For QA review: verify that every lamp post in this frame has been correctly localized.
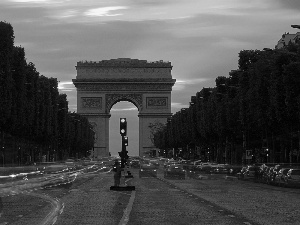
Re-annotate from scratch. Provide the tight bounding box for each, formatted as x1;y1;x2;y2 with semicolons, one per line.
207;149;210;162
1;131;5;167
1;146;4;167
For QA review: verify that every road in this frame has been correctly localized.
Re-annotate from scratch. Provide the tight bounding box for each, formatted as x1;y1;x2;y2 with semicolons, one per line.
0;165;300;225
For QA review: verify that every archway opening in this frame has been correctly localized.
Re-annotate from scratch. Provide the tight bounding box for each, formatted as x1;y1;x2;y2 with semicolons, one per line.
109;101;139;157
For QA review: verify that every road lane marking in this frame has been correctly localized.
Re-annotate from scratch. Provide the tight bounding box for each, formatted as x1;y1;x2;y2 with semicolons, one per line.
24;191;62;225
118;190;136;225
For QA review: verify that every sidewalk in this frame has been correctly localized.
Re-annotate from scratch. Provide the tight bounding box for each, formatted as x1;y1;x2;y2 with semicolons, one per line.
156;168;300;225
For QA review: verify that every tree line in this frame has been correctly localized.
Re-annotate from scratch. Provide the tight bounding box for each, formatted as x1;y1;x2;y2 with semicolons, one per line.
153;41;300;165
0;21;94;165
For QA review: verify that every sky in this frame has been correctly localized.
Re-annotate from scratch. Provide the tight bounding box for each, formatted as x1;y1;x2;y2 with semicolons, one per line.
1;0;300;157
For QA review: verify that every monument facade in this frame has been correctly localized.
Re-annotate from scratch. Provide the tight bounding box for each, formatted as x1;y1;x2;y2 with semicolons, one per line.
72;58;176;158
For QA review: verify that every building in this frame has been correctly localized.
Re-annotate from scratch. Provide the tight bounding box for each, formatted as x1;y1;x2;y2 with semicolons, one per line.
275;32;300;49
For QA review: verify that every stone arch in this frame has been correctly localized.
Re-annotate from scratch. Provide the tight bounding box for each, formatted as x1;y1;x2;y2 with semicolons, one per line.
106;94;143;113
73;58;176;158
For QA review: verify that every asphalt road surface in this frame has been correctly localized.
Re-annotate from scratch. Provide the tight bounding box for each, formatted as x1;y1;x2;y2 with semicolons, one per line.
1;166;300;225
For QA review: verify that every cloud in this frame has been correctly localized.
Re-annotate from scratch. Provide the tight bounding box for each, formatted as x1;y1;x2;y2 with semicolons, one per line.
173;78;208;91
84;6;128;17
51;9;79;19
273;0;300;11
171;102;188;112
58;81;75;92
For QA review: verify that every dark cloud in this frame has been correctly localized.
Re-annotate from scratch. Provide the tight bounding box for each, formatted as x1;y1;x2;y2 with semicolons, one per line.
275;0;300;11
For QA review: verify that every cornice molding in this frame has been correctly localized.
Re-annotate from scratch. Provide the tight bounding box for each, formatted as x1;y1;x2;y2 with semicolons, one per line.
72;78;176;83
75;83;175;91
76;58;172;68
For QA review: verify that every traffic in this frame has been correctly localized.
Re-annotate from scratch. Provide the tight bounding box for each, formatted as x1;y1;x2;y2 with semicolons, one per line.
126;156;300;188
2;155;298;201
0;158;111;197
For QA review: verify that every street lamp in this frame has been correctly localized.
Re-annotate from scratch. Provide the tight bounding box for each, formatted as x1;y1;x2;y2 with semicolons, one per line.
1;146;4;167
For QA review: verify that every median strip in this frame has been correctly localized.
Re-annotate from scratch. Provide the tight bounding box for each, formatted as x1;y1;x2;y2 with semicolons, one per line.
118;190;136;225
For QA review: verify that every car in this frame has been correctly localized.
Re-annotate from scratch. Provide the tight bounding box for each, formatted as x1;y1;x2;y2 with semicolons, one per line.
259;166;270;183
256;164;268;182
140;158;150;165
274;168;290;186
102;159;115;167
180;160;194;170
164;160;178;169
195;162;218;174
164;164;186;179
243;165;259;180
268;165;282;184
193;160;202;166
130;159;140;168
282;168;300;188
264;166;275;184
158;157;168;162
226;165;243;176
139;164;157;178
64;159;79;170
35;162;74;187
210;164;229;174
149;159;160;168
237;166;248;179
45;165;70;174
36;162;67;174
65;158;75;163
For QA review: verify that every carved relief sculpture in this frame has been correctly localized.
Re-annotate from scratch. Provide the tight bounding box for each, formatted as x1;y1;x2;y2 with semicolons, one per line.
82;97;102;108
147;97;167;107
90;122;98;143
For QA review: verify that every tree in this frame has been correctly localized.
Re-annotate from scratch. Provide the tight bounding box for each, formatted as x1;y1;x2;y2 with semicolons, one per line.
0;21;14;130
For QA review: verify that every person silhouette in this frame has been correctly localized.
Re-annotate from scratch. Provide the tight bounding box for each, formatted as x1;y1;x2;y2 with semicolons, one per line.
113;159;122;186
0;197;3;218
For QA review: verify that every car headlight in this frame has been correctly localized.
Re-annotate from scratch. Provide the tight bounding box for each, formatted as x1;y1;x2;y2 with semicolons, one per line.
140;169;144;171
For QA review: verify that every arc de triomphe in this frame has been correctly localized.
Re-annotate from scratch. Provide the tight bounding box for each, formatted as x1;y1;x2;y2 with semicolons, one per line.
72;58;176;158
